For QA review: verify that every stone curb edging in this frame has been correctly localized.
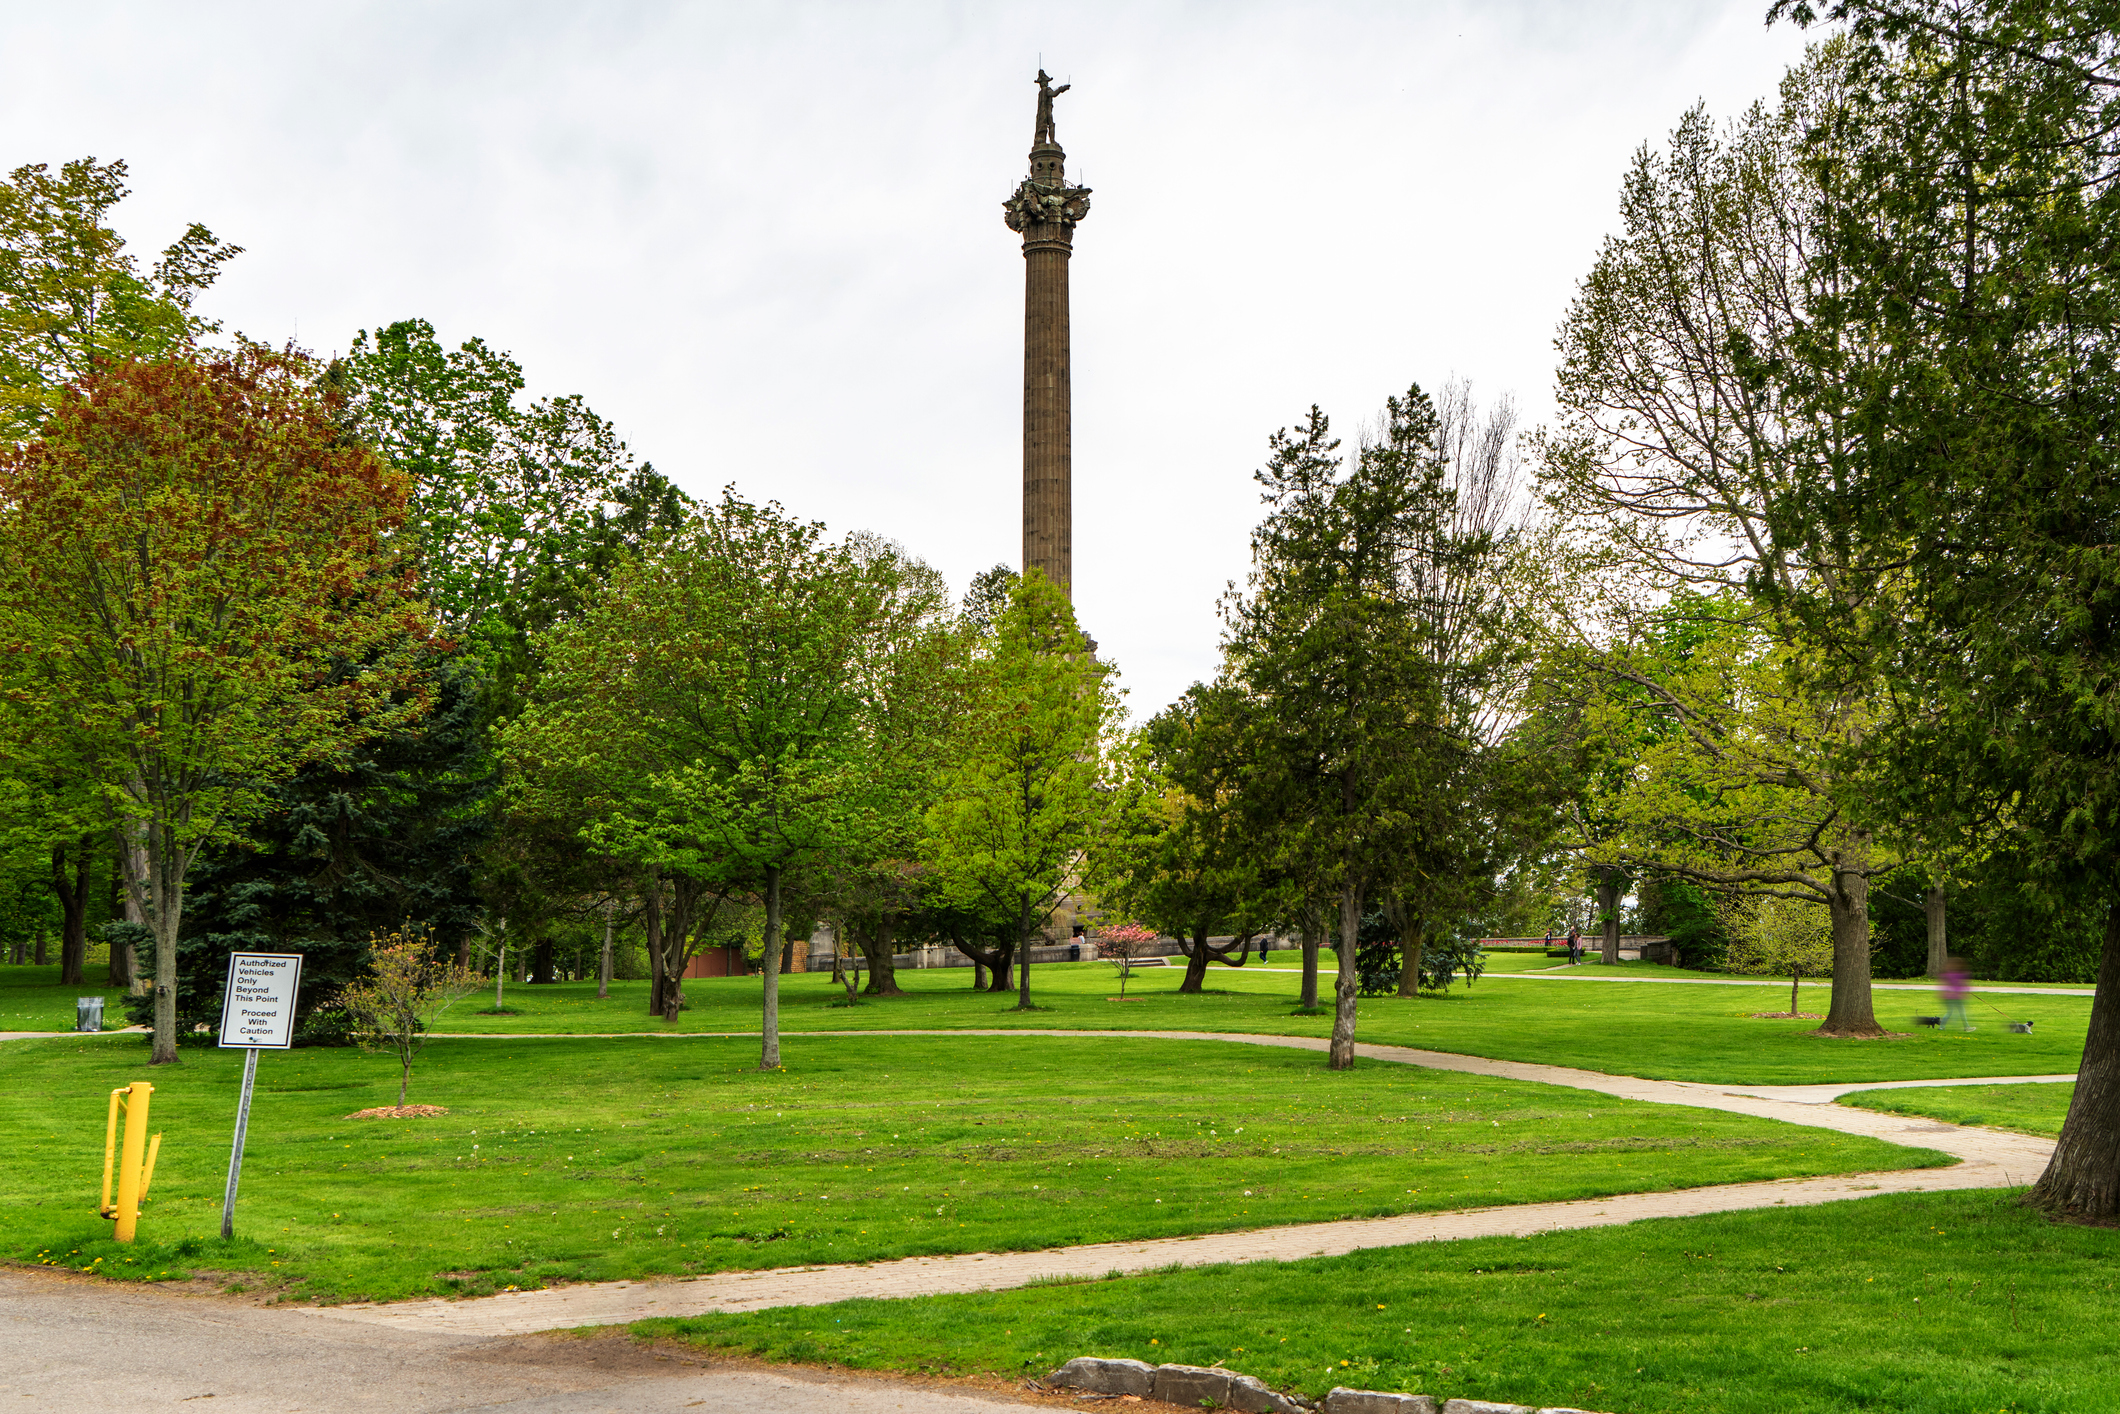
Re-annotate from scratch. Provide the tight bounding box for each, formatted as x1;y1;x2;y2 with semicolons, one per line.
1044;1356;1607;1414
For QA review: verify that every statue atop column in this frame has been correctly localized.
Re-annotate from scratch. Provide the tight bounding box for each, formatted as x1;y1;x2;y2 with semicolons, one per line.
1033;69;1070;146
1004;71;1091;237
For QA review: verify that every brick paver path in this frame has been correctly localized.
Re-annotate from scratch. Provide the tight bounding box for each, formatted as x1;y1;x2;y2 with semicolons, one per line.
301;1029;2059;1338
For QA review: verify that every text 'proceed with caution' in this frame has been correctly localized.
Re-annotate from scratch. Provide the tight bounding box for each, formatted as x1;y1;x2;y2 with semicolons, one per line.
217;952;303;1050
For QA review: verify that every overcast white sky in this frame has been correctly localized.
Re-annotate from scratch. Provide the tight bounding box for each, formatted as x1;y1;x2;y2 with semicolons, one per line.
1;1;1818;718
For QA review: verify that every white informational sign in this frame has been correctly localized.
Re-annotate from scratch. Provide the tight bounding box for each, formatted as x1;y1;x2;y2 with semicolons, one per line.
217;952;304;1050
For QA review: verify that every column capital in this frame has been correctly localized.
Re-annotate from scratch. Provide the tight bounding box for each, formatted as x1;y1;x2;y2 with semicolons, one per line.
1004;138;1091;246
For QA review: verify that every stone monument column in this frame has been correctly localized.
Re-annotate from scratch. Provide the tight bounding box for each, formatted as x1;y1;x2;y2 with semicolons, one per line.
1003;70;1091;596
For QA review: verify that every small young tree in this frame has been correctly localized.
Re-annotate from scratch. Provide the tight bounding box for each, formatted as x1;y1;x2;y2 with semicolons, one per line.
1097;923;1159;998
923;570;1121;1012
1723;894;1835;1018
339;929;481;1109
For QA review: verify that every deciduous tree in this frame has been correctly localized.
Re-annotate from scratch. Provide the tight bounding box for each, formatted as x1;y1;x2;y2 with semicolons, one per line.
0;346;431;1063
508;491;953;1066
339;928;482;1109
0;157;239;443
923;570;1120;1012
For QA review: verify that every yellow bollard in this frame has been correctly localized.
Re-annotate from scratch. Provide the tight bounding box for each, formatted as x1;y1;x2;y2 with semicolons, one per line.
141;1132;162;1204
99;1083;158;1243
100;1088;122;1219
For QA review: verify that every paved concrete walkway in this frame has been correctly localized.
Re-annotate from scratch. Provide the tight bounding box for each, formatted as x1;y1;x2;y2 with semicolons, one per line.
0;1027;147;1042
302;1029;2058;1339
0;1268;1042;1413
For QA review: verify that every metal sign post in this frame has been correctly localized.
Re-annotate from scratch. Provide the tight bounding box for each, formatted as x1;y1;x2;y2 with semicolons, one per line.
217;952;302;1240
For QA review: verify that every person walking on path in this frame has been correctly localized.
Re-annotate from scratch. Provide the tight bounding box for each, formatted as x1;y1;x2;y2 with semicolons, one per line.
1941;957;1974;1031
1566;924;1583;966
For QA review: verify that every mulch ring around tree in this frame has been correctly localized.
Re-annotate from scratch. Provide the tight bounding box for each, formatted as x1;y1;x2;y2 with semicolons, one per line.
1748;1012;1824;1020
344;1105;450;1120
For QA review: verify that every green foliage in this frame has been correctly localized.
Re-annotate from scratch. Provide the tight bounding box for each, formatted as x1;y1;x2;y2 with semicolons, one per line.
338;928;482;1107
959;563;1016;631
1358;921;1486;996
1869;862;2106;985
1223;385;1529;1042
1722;895;1835;984
1635;877;1729;973
1091;682;1272;988
0;347;433;1060
923;569;1119;1004
336;318;640;632
0;157;240;442
121;654;493;1037
508;490;955;1040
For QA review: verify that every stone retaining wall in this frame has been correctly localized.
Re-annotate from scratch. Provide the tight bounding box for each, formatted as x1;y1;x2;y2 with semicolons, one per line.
1045;1356;1609;1414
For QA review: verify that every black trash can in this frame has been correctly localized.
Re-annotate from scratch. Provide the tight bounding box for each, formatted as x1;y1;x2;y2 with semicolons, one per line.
76;996;104;1033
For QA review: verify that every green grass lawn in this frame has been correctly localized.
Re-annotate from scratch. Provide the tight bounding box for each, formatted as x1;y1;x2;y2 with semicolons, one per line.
444;964;2087;1085
0;963;128;1031
0;1031;1937;1304
642;1187;2119;1414
5;959;2089;1085
1839;1083;2076;1138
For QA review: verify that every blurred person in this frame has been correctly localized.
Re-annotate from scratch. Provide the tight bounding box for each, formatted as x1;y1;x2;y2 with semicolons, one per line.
1940;956;1973;1031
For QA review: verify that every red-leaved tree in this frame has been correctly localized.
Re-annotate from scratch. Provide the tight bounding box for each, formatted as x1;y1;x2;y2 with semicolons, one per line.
0;346;433;1063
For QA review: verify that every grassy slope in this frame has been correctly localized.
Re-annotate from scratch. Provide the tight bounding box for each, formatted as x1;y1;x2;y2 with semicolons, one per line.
443;965;2080;1085
1839;1083;2075;1138
644;1187;2115;1414
1;1032;1935;1303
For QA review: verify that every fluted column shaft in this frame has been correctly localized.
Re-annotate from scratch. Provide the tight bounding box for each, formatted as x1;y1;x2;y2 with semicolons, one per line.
1022;240;1072;593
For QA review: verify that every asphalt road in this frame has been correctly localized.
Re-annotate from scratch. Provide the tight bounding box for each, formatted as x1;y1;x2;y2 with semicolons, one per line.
0;1269;1042;1414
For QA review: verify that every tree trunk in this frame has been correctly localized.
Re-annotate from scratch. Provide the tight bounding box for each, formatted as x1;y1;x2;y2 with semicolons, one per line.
1597;867;1622;966
858;915;904;996
598;909;614;999
1816;836;1884;1038
34;932;47;966
53;840;90;987
949;932;1011;991
129;821;183;1066
2028;900;2120;1220
492;917;508;1014
1329;884;1360;1070
399;1059;410;1109
1179;924;1212;994
1177;926;1250;993
1791;967;1802;1018
760;865;784;1069
1925;882;1948;978
532;938;555;985
645;877;668;1017
1395;904;1424;999
1015;896;1035;1010
658;875;708;1022
109;831;145;995
1299;904;1322;1012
